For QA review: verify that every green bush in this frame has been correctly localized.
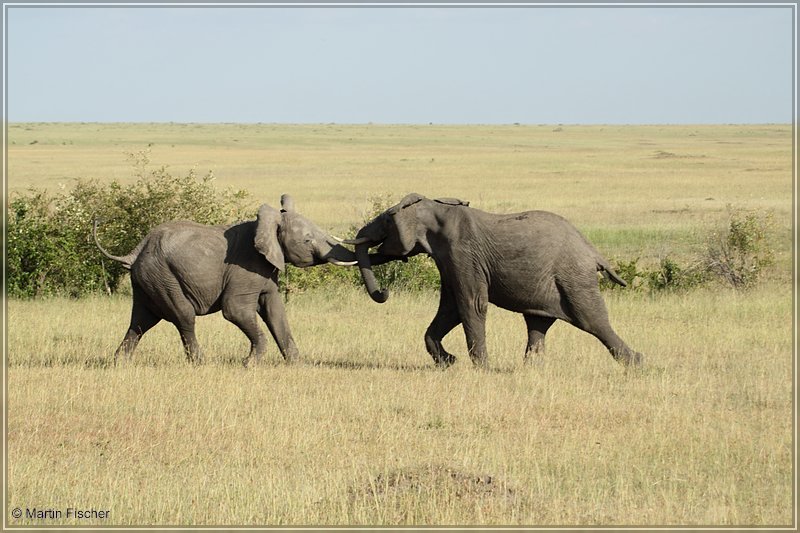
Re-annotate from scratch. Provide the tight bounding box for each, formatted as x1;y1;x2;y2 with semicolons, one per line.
601;256;704;293
280;263;360;301
646;257;708;292
600;207;775;294
7;185;117;298
704;206;775;289
6;154;251;298
6;167;775;300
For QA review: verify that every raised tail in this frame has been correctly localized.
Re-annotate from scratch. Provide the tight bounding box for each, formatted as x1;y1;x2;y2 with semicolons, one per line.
597;259;627;287
92;218;139;270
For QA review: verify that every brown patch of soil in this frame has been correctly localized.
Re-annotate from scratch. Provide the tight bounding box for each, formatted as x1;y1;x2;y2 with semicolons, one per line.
355;463;516;501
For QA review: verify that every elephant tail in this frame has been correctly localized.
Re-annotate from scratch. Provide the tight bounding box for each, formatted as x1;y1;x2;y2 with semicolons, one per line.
597;259;627;287
92;218;140;270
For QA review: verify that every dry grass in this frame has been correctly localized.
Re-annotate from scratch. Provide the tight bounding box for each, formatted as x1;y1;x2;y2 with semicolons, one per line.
6;283;794;526
4;123;795;526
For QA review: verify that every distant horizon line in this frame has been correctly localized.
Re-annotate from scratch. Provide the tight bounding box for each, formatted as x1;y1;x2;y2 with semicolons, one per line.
5;120;794;126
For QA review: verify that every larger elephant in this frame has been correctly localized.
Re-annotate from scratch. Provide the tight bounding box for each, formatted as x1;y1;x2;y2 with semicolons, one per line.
347;193;643;369
94;194;356;366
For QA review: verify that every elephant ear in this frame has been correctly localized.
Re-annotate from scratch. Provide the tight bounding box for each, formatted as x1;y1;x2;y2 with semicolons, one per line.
254;204;285;271
434;197;469;207
280;193;295;213
384;193;426;255
386;193;425;216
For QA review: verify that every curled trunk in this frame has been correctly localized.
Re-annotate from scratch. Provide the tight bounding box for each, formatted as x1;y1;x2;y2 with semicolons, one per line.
356;243;389;303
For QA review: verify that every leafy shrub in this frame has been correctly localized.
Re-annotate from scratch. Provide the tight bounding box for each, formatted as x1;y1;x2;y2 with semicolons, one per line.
600;207;775;293
7;165;776;299
704;206;775;289
647;257;708;292
280;263;360;301
6;153;251;298
601;256;700;293
369;255;441;292
7;185;117;298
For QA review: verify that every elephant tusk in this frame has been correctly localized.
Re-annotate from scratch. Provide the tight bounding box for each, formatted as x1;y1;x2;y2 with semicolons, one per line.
342;237;372;245
331;235;344;243
326;258;358;267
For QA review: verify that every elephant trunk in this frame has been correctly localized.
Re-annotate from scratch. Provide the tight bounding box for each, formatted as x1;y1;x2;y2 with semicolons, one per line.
356;243;389;303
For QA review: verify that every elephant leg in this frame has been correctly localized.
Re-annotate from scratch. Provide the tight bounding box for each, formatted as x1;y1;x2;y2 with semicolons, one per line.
597;328;643;366
424;288;461;368
223;299;270;368
593;328;642;366
565;288;643;366
456;289;490;369
523;315;556;364
258;290;300;364
153;285;206;364
175;318;205;365
114;300;161;364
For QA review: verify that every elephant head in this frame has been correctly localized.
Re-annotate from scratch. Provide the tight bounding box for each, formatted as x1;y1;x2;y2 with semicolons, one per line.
345;193;468;303
256;194;357;270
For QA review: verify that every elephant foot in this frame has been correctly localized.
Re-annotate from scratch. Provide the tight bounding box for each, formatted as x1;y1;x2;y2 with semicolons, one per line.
433;353;457;369
281;346;300;364
626;351;644;366
613;348;643;367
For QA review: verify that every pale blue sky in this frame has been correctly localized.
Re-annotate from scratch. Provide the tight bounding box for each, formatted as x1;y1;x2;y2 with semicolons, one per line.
4;4;795;124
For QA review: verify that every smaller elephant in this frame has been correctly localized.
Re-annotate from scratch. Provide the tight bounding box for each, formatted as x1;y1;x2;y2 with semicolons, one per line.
94;194;357;366
347;193;643;369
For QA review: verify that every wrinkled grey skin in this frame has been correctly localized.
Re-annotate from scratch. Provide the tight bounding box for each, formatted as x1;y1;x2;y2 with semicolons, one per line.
94;195;356;366
351;193;643;369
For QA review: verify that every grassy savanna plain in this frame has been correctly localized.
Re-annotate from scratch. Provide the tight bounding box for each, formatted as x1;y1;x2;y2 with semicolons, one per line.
5;123;795;526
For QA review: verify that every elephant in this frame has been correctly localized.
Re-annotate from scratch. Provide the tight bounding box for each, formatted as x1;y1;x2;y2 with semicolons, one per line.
346;193;643;369
93;194;357;366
